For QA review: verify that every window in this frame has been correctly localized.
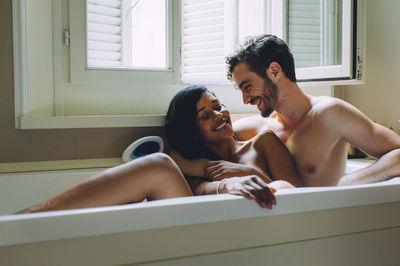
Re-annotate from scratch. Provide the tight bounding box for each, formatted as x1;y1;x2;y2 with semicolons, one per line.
182;0;357;84
86;0;168;69
288;0;342;69
69;0;175;85
86;0;127;67
180;0;234;84
72;0;358;85
287;0;353;81
13;0;364;129
78;0;356;85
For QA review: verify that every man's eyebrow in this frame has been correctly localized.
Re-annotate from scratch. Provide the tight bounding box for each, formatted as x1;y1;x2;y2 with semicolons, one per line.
238;80;250;89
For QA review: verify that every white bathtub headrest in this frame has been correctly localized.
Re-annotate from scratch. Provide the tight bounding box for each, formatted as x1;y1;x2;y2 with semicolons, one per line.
122;136;164;162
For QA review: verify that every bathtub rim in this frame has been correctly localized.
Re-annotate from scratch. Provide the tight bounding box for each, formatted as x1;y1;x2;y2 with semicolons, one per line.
1;175;400;248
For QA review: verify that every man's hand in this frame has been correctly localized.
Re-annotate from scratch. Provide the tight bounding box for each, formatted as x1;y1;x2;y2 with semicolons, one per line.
206;160;273;183
169;149;209;178
220;176;277;209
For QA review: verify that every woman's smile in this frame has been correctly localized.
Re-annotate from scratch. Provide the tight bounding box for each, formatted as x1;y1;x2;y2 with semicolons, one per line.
214;118;230;131
196;92;234;144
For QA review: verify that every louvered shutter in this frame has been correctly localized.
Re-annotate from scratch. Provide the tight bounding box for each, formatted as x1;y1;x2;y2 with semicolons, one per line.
287;0;321;68
181;0;234;84
87;0;123;67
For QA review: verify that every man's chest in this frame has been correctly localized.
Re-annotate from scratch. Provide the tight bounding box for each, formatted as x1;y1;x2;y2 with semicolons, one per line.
271;120;346;184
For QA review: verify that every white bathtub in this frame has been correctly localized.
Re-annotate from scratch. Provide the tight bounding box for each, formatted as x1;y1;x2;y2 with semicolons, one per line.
1;160;400;266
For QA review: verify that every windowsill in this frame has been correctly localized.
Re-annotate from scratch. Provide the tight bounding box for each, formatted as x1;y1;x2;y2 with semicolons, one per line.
299;78;364;88
19;115;166;129
0;157;124;173
18;114;254;129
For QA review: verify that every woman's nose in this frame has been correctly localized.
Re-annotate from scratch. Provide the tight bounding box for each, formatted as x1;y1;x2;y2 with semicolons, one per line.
213;109;223;118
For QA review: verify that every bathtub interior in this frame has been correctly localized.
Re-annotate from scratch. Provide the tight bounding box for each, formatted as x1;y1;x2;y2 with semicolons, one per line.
0;168;105;215
2;158;400;266
0;159;375;215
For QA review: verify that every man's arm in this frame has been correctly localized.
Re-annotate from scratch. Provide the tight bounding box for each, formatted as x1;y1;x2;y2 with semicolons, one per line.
233;114;270;141
338;150;400;185
169;149;273;182
168;149;209;178
169;114;272;178
327;99;400;185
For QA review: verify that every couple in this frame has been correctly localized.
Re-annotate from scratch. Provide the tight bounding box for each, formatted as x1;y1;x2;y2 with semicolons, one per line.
17;34;400;213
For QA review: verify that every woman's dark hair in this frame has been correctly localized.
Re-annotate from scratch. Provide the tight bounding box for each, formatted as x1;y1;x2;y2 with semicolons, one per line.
164;85;220;160
226;34;297;82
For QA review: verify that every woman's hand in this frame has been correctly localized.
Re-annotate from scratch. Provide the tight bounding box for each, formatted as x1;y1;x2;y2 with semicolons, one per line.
206;160;272;183
220;176;277;209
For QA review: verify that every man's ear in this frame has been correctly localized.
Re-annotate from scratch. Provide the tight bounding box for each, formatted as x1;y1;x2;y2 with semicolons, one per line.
266;62;282;81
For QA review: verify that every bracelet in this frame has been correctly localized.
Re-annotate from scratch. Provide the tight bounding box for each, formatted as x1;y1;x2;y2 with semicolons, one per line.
216;180;223;195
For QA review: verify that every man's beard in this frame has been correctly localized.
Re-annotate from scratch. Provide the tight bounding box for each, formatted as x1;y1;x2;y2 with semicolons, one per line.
259;77;279;117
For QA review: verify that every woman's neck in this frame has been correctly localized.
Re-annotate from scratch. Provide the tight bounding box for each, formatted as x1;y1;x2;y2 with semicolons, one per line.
206;137;241;161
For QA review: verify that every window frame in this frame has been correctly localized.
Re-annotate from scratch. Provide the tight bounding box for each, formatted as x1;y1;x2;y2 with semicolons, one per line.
12;0;365;129
291;0;354;82
69;0;177;86
181;0;359;85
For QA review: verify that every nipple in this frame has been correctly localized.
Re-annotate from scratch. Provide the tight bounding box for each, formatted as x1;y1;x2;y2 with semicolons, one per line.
306;164;316;174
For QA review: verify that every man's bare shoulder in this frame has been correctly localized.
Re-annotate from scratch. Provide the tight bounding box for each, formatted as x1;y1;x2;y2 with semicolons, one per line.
310;95;347;111
310;96;353;120
233;114;271;140
233;114;270;128
308;96;373;138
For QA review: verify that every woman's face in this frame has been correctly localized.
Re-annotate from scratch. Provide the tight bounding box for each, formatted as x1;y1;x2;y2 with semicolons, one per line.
195;92;233;145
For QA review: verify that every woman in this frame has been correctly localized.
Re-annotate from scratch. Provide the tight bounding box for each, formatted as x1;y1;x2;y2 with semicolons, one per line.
15;153;193;213
165;85;302;209
16;86;301;213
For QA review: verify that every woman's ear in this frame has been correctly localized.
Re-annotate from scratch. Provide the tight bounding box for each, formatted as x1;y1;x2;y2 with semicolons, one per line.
266;62;282;82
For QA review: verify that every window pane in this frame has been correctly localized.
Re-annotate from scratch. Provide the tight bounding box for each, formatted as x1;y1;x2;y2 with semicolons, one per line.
237;0;265;43
287;0;342;68
86;0;167;69
131;0;167;68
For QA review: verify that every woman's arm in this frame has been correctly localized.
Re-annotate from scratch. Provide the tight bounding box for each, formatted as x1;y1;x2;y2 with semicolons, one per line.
169;149;272;182
205;160;273;183
254;131;303;187
190;175;277;209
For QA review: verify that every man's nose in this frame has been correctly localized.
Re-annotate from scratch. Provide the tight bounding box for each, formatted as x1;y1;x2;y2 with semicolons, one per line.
242;92;251;104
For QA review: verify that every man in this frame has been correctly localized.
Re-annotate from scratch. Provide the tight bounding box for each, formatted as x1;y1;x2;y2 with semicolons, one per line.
172;34;400;187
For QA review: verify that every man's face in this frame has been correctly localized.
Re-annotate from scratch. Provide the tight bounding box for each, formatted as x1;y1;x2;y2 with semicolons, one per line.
232;62;278;117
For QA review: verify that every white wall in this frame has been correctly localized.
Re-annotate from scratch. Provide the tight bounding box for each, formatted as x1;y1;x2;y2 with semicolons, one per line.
343;0;400;134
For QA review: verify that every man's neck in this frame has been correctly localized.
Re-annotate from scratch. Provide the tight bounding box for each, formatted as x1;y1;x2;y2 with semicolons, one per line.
273;81;312;130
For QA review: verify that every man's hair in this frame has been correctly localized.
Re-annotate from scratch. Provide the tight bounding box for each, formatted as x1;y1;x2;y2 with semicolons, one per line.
226;34;297;82
164;85;220;160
